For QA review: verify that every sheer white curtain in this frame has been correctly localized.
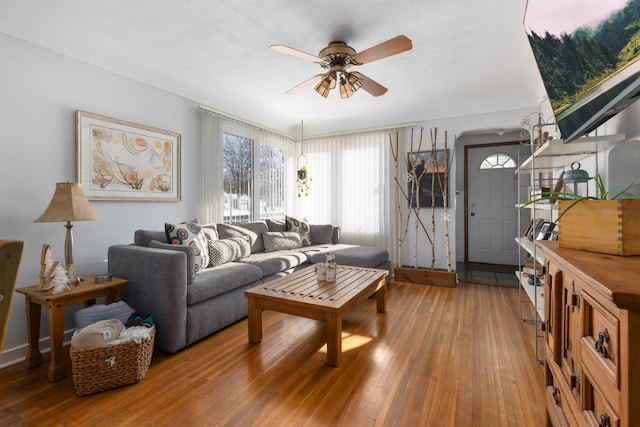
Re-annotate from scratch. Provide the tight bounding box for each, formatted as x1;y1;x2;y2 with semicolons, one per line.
202;110;224;223
295;129;402;256
202;108;293;224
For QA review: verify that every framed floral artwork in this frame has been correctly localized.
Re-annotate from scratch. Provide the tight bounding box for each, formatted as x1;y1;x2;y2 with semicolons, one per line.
76;110;181;201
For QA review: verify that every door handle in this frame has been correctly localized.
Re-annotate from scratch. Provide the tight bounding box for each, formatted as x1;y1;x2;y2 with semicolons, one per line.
470;212;475;216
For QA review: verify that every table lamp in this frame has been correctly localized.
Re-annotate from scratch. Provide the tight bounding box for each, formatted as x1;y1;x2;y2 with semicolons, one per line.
34;183;101;266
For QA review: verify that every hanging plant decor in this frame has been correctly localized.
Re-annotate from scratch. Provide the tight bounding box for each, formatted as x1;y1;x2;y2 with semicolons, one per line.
297;164;311;197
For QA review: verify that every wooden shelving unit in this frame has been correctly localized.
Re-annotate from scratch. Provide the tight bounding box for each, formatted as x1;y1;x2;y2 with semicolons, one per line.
514;129;626;363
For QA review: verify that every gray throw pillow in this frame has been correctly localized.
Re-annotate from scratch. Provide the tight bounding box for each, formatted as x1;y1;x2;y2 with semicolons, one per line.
310;224;333;244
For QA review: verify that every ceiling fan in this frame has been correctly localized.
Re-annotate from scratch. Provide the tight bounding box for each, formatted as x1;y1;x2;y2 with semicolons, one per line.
270;35;412;99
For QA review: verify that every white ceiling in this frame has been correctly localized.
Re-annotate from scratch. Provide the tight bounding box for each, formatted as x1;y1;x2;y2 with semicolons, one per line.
0;0;544;137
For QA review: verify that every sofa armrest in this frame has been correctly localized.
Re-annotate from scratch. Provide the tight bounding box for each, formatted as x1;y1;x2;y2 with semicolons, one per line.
108;244;188;353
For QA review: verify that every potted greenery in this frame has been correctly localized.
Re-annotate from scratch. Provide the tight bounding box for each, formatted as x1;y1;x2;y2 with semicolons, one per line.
523;174;640;255
296;165;311;197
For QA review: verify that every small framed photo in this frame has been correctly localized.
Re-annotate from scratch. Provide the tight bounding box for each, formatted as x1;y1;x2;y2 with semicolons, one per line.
77;110;181;201
536;221;556;240
407;149;449;208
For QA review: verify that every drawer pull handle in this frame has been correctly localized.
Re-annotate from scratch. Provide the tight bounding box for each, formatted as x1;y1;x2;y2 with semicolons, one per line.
595;329;610;358
552;386;560;405
599;413;610;427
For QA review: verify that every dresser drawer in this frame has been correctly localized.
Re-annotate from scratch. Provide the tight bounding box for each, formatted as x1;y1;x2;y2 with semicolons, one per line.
581;291;619;395
546;362;579;427
545;260;563;364
581;365;620;427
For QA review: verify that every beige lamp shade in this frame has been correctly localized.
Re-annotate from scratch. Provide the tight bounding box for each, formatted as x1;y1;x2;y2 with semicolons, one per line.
34;183;101;223
34;182;100;267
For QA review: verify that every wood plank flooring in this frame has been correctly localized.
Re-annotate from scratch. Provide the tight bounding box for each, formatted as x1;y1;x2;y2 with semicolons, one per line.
0;281;545;426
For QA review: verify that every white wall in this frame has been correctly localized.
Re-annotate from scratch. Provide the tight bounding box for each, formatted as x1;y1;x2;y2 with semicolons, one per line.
0;33;204;366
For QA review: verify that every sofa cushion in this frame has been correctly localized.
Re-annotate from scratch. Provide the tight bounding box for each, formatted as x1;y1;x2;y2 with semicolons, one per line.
207;236;251;267
201;223;219;241
187;262;263;305
310;224;334;244
263;231;302;252
266;219;287;232
236;251;308;277
135;230;167;247
149;240;196;284
217;221;268;253
286;215;311;246
309;244;389;268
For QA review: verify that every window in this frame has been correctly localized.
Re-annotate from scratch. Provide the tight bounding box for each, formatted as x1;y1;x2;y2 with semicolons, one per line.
221;125;287;224
223;133;253;223
480;153;516;169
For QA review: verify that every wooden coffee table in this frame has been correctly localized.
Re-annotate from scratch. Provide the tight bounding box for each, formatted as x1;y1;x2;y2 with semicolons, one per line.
245;265;388;366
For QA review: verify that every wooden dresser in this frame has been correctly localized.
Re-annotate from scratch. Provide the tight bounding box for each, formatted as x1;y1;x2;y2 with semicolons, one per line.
537;241;640;427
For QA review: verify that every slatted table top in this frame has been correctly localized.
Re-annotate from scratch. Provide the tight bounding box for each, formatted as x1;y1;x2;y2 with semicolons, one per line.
245;265;388;311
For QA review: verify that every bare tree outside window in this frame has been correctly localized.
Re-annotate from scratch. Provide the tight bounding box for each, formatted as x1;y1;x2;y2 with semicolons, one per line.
223;133;252;223
222;133;286;223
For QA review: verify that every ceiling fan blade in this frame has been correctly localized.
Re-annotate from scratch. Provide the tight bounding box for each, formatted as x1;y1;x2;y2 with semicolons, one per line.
352;72;388;97
285;74;324;94
270;44;321;63
352;35;413;65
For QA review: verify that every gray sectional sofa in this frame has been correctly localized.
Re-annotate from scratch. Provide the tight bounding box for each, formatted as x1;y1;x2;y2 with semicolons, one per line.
108;219;390;353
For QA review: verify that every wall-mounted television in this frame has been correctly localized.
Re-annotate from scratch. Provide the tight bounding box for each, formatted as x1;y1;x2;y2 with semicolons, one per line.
524;0;640;142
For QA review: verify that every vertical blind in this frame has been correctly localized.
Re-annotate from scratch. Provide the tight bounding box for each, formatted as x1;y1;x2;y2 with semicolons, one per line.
295;129;399;254
202;109;292;224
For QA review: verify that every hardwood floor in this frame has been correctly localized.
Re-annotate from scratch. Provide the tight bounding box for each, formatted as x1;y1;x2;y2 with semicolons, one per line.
0;281;545;426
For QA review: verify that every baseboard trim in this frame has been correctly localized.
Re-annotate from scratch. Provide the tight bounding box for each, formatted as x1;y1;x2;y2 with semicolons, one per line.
0;329;74;369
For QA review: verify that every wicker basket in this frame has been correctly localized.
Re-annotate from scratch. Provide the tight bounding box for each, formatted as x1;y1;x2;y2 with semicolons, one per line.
70;326;155;396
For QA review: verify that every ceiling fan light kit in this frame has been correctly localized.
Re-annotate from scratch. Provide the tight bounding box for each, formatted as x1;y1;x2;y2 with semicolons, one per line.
271;35;412;99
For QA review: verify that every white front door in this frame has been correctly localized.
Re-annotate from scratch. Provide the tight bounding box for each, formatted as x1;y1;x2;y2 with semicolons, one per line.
467;145;520;265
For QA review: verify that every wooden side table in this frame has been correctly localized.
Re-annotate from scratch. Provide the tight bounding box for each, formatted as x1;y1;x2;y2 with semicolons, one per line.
15;274;128;382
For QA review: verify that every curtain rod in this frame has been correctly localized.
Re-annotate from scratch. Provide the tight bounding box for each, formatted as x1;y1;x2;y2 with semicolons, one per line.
198;104;292;139
198;103;416;140
307;122;416;139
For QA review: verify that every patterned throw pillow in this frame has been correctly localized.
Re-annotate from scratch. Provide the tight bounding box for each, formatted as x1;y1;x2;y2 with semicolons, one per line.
286;215;311;246
165;220;210;273
207;236;251;267
262;232;302;252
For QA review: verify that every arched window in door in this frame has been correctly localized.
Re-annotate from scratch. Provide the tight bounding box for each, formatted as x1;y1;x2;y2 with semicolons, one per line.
480;153;516;169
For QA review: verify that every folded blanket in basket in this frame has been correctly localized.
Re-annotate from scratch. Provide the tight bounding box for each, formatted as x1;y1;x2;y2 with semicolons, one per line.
71;319;124;348
74;301;135;329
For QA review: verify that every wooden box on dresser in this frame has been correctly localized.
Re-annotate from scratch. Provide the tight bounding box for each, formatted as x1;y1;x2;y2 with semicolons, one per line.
538;241;640;427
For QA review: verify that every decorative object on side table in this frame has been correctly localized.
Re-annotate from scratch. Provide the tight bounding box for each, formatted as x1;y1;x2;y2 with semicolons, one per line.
34;182;101;268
